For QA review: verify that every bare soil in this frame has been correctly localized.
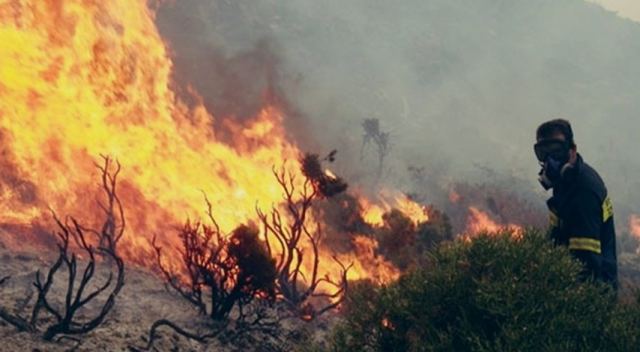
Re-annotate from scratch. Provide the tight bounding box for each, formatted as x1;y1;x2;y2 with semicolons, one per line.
0;231;322;352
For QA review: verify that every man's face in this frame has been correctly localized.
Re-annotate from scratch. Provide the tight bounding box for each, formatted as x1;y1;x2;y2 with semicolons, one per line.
534;132;576;165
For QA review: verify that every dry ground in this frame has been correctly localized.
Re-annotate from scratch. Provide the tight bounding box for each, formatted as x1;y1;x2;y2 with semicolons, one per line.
0;231;324;352
4;228;640;352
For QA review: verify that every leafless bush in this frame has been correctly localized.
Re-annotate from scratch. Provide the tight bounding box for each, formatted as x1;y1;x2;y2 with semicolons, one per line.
0;156;125;342
258;157;352;321
361;118;391;178
141;202;280;350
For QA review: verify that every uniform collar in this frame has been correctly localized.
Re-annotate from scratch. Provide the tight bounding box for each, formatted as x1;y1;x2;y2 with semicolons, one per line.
552;153;583;194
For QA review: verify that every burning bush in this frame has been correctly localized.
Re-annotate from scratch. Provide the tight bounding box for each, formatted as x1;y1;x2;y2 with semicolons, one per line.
444;181;547;234
374;207;452;270
329;230;640;351
153;222;277;321
375;210;418;270
145;213;279;349
138;155;354;349
258;161;351;321
301;152;348;198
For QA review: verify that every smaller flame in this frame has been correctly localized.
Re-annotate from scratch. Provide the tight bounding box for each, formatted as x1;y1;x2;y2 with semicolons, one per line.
359;197;387;227
358;190;429;227
629;214;640;254
382;317;395;330
394;196;429;224
346;235;400;284
630;214;640;238
465;207;522;236
449;189;461;203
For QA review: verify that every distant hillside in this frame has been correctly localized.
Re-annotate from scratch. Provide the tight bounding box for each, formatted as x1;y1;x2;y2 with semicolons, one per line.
156;0;640;218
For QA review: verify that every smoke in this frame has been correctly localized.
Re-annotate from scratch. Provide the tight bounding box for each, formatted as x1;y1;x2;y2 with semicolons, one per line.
155;0;640;229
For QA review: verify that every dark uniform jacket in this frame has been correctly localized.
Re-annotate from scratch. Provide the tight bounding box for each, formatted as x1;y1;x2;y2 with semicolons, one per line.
547;154;618;289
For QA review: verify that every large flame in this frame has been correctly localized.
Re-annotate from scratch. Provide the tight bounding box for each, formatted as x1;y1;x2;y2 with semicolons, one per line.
0;0;302;256
0;0;411;290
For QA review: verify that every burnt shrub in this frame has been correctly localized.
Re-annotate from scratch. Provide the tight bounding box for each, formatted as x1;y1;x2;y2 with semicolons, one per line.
330;229;640;352
142;222;281;350
375;207;453;270
376;209;418;270
154;222;277;321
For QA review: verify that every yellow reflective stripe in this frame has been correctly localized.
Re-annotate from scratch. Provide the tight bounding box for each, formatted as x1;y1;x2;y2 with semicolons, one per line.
569;237;601;254
602;196;613;222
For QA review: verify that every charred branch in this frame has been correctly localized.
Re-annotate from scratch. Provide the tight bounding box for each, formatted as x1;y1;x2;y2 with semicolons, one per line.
301;153;348;198
139;318;223;350
0;156;126;342
257;161;351;320
144;210;279;350
136;303;284;352
0;306;33;333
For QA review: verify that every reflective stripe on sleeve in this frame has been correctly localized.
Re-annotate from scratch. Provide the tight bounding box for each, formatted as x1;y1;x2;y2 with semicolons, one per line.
568;237;601;254
602;196;613;222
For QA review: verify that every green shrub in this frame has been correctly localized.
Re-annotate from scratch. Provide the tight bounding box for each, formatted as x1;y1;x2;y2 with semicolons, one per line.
330;230;639;352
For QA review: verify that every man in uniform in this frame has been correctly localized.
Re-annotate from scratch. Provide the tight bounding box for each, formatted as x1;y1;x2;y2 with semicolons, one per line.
534;119;617;289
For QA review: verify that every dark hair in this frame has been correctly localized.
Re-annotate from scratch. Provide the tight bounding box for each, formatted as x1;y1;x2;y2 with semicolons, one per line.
536;119;575;147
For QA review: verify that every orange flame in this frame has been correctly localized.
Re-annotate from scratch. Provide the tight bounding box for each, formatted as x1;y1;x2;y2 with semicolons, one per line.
0;0;405;290
359;197;387;227
359;190;429;227
0;0;302;259
347;235;400;283
629;214;640;238
465;207;522;236
629;214;640;254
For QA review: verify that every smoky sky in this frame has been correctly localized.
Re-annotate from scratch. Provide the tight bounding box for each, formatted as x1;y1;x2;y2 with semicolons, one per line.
155;0;640;226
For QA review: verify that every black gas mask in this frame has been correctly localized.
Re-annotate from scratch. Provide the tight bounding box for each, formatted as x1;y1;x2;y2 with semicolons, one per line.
534;139;572;190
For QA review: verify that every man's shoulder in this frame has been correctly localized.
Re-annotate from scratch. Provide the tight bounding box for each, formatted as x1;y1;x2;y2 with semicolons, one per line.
576;158;607;200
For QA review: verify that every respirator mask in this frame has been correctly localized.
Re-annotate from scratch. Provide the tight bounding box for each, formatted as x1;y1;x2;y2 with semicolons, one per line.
534;139;572;190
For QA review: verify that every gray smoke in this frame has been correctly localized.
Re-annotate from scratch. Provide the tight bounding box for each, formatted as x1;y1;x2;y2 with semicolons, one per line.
155;0;640;229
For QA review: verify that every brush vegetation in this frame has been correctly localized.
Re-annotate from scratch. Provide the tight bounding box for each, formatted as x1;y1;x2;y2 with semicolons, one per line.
321;230;640;352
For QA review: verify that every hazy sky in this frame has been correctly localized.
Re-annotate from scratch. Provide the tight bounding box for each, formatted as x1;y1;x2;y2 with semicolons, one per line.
588;0;640;22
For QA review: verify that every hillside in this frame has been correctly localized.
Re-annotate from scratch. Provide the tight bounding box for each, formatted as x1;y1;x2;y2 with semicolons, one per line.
156;0;640;219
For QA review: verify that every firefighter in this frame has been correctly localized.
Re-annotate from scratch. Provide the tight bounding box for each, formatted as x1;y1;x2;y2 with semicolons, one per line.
534;119;618;290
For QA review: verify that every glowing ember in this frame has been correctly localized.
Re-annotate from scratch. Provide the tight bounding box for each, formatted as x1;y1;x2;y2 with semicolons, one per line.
628;214;640;254
381;317;395;330
449;189;461;203
324;169;338;180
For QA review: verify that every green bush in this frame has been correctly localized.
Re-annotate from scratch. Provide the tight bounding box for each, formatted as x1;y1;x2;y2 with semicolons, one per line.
329;230;640;352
